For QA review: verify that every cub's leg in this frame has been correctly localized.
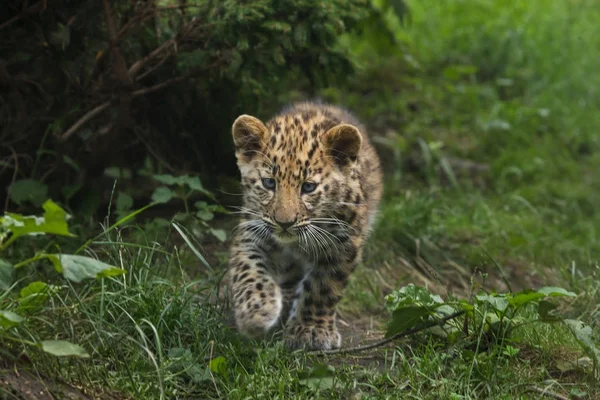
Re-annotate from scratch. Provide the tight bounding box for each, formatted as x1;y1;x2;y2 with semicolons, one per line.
229;243;282;339
285;260;356;350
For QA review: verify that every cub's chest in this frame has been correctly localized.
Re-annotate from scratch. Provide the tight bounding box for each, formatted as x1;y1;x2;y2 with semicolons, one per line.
268;246;313;285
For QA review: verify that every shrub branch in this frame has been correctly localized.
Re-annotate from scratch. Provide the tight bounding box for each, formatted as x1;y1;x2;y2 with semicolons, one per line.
307;310;466;356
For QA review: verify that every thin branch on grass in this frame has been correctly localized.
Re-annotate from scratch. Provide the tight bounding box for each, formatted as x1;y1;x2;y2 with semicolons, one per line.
525;386;569;400
307;310;466;356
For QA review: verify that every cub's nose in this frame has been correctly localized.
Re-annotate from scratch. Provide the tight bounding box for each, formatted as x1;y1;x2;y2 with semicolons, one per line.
275;217;297;231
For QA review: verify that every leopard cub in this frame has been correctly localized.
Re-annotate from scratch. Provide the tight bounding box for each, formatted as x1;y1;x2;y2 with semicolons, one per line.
228;102;383;350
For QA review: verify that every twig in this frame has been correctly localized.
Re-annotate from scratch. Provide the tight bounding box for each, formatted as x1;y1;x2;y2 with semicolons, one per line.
103;0;132;86
0;0;49;31
130;70;197;96
128;17;202;79
525;386;569;400
3;146;19;212
56;68;199;142
307;310;465;356
136;52;171;81
57;102;111;141
128;37;176;79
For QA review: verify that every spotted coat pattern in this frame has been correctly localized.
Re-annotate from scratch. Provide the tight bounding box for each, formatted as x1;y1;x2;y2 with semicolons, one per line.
228;102;383;350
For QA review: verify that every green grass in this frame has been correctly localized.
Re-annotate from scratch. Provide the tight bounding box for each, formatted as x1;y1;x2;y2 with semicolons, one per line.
2;0;600;398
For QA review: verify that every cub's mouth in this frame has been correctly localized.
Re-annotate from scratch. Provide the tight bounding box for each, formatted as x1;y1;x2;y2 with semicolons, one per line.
272;230;298;244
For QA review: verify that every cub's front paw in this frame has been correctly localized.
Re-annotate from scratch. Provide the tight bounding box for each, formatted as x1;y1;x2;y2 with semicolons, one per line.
234;285;283;339
285;322;341;351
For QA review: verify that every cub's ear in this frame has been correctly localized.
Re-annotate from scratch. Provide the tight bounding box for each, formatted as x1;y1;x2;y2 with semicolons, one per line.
321;124;362;166
232;115;269;158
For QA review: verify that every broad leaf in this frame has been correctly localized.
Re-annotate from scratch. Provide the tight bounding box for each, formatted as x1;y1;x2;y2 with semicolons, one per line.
0;310;25;329
116;192;133;211
209;356;229;378
196;209;214;221
153;174;214;197
9;179;48;206
211;229;227;242
47;254;125;283
508;290;545;307
537;300;558;320
19;281;57;310
0;258;13;290
41;340;90;358
385;284;444;312
153;174;179;185
385;306;429;337
1;199;74;241
151;187;173;204
538;287;577;298
168;347;210;383
564;320;600;367
298;364;336;390
476;293;509;312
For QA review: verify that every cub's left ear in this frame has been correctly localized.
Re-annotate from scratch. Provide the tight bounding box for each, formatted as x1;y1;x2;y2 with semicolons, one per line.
321;124;362;166
232;114;269;159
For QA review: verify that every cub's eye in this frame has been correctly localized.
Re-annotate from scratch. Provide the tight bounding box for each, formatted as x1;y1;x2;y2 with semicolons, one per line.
301;182;317;194
261;177;276;190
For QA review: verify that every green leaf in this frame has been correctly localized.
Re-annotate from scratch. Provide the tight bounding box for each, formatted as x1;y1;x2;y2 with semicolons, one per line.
152;174;214;197
168;347;210;383
388;0;411;23
385;306;429;337
476;293;509;312
385;284;444;312
47;254;125;283
209;356;228;378
18;281;57;310
0;258;13;290
442;64;477;81
206;356;229;379
564;319;600;367
197;209;214;221
151;187;173;204
508;290;545;307
262;21;292;33
1;199;75;244
298;364;336;390
184;176;213;196
41;340;90;358
104;167;122;179
61;183;82;201
538;287;577;298
9;179;48;206
0;310;25;329
537;300;558;320
210;229;227;243
152;174;179;185
116;192;134;211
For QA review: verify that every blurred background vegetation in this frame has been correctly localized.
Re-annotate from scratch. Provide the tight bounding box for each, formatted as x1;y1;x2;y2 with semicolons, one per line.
1;0;599;398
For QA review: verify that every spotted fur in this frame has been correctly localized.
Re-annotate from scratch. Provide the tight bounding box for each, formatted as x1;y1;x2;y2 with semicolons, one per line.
228;102;383;350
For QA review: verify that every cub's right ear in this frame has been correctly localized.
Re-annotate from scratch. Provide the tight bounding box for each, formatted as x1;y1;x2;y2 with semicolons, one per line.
232;115;268;159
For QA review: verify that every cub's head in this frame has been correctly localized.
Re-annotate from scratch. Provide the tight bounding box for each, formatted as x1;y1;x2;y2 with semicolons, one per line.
231;111;362;246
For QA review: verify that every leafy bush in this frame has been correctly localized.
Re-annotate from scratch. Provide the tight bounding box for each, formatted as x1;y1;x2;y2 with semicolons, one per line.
385;284;599;376
0;0;372;212
1;199;125;357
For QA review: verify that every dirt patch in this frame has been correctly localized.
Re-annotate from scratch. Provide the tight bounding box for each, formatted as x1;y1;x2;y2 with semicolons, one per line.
0;361;125;400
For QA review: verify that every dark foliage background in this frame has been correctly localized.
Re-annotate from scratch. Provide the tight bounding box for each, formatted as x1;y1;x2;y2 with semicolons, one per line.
0;0;397;216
